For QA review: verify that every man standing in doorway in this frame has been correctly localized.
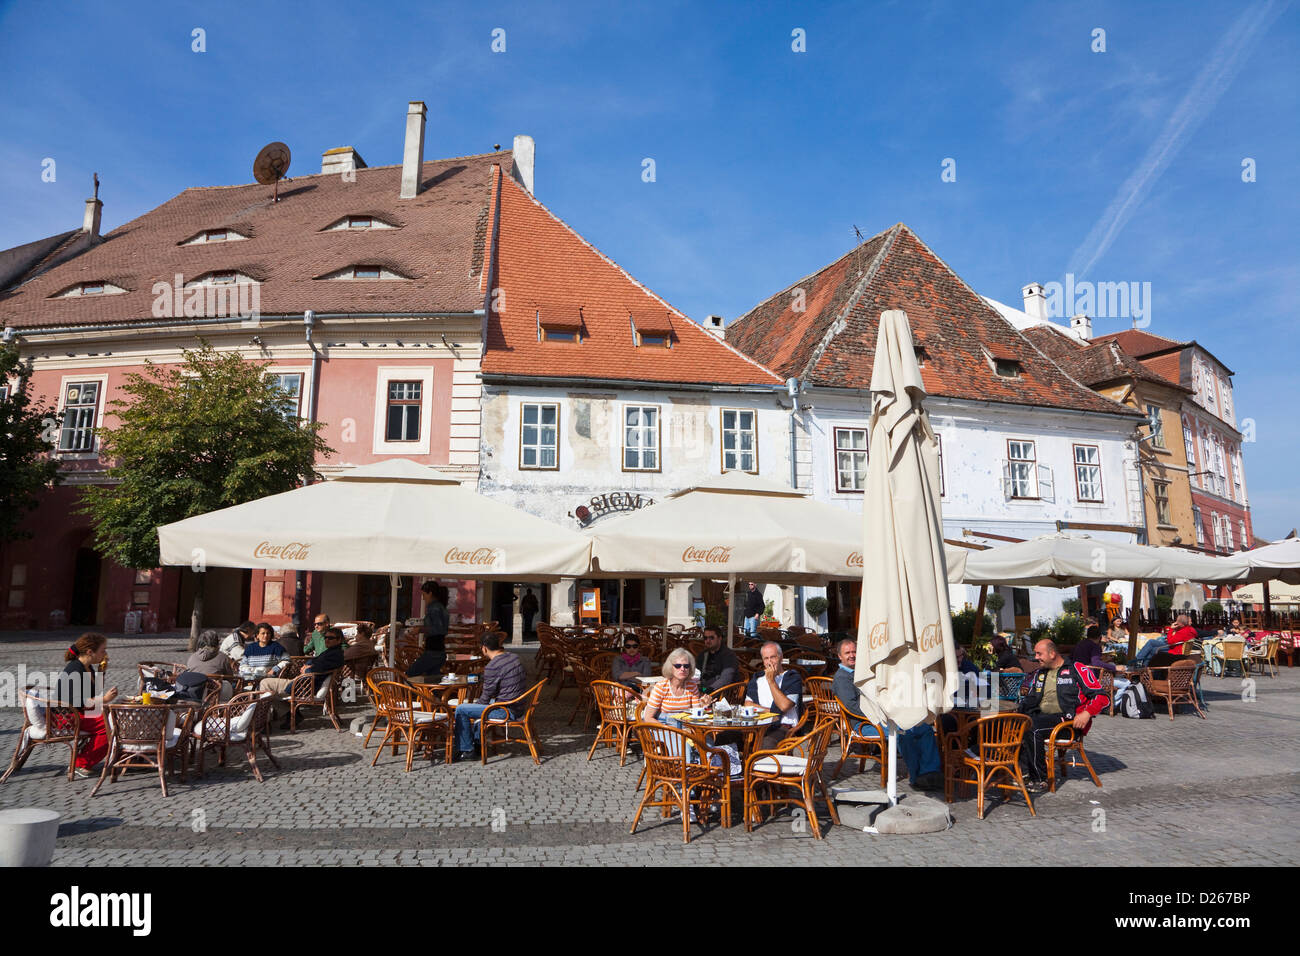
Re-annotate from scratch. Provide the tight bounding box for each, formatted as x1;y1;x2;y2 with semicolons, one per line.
743;582;765;639
520;588;539;639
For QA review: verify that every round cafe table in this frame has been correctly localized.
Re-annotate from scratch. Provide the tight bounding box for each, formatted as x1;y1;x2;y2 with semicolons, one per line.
668;711;780;764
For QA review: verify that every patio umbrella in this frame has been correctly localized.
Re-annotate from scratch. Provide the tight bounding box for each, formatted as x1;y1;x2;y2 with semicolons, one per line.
158;459;592;663
1232;580;1300;605
855;310;958;805
1239;538;1300;586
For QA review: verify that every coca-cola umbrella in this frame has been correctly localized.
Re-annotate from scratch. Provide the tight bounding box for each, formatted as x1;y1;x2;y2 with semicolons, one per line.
585;471;968;641
158;459;592;664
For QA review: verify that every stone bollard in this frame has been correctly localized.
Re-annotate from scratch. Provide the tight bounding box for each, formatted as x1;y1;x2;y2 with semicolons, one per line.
0;808;62;866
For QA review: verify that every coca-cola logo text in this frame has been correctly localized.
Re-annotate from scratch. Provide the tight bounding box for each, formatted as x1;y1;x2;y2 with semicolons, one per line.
445;547;502;566
681;545;734;564
867;622;888;651
918;622;941;654
254;541;311;561
847;552;863;567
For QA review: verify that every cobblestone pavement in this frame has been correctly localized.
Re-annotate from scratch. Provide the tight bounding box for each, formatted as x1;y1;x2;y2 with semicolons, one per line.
1;632;1296;866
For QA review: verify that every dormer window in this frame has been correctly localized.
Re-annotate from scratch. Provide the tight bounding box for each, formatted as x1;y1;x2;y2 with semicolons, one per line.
348;217;372;230
81;283;105;296
314;264;409;281
914;346;929;367
52;280;127;298
630;312;674;348
321;215;397;232
984;344;1022;379
994;358;1022;378
537;308;583;344
205;230;228;242
180;228;247;245
353;266;381;280
210;272;237;285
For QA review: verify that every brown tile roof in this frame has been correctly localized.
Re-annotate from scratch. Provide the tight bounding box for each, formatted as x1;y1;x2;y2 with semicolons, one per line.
0;152;511;329
482;176;781;387
727;224;1139;417
1140;351;1185;386
1021;324;1192;394
1091;328;1186;357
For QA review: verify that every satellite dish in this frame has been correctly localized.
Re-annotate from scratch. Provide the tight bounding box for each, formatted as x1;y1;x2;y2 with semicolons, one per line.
253;142;292;201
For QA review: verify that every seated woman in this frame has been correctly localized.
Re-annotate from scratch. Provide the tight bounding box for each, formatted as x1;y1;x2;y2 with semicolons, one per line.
241;622;289;674
55;633;119;778
743;642;802;750
641;649;710;726
990;635;1022;672
1106;618;1129;648
611;635;653;692
184;629;232;676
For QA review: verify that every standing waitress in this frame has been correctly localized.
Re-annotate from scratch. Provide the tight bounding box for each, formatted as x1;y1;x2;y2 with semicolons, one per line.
406;581;449;679
57;633;119;778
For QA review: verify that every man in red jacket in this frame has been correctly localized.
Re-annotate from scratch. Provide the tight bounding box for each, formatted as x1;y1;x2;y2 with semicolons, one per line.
1018;639;1109;791
1166;614;1198;655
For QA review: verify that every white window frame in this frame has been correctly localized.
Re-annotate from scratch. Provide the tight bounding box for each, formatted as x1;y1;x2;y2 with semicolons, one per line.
266;367;309;422
371;367;433;456
1224;519;1234;551
1007;439;1038;499
1230;451;1243;500
1240;520;1248;549
1193;505;1205;546
1219;378;1233;422
833;426;868;493
936;433;945;496
1073;444;1104;503
1183;419;1197;481
1153;480;1172;526
721;408;758;474
55;374;109;457
622;405;660;472
519;403;560;471
1211;512;1224;550
1145;405;1166;449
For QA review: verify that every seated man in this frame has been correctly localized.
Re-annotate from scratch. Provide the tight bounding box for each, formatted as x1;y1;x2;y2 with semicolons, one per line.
453;632;527;760
220;621;255;664
1138;614;1197;669
744;641;802;750
260;626;345;729
610;635;653;692
1018;638;1108;791
241;622;289;674
833;638;944;791
302;613;333;657
697;625;739;695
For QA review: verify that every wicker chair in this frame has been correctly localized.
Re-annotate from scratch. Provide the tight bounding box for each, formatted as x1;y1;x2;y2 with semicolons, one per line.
364;667;408;750
369;681;450;771
136;661;182;694
804;677;841;748
742;718;840;839
587;680;643;766
2;686;84;783
285;669;343;732
1217;641;1247;679
1278;631;1295;668
1248;637;1280;678
1046;721;1102;793
709;681;748;707
567;656;600;729
629;722;732;844
833;698;887;784
193;691;278;782
943;712;1034;820
478;681;547;764
92;703;191;798
1140;659;1203;720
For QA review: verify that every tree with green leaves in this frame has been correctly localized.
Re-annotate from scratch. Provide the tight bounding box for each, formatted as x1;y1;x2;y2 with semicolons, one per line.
0;343;61;544
81;343;333;644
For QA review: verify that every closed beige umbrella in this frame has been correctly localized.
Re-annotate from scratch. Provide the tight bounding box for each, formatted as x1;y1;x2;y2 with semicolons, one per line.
855;310;958;804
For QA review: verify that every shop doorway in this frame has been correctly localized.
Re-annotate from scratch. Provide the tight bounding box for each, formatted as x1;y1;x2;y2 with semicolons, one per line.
357;575;412;628
70;547;101;625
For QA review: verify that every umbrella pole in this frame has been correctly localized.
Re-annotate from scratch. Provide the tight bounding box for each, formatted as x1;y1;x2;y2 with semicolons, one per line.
1264;582;1272;630
973;585;988;637
388;573;400;668
619;578;625;626
887;720;898;806
727;573;736;648
1127;580;1143;660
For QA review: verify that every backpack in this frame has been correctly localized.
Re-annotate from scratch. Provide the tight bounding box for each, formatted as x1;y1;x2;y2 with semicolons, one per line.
173;671;209;703
1117;683;1154;719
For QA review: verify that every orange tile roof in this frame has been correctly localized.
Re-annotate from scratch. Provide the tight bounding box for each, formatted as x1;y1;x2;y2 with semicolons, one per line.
483;177;781;387
727;224;1138;417
1091;328;1185;357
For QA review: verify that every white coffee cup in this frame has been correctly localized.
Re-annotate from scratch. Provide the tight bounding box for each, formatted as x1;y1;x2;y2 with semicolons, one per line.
741;705;756;718
691;705;706;718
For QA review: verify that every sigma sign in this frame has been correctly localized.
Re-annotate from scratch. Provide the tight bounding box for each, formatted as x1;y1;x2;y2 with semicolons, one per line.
254;541;311;561
681;545;734;564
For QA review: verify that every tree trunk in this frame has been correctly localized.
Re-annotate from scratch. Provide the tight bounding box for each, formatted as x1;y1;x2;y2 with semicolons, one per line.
189;570;205;652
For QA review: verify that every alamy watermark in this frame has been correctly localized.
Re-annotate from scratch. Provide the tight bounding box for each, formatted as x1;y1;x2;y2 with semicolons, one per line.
1042;273;1151;327
150;273;260;320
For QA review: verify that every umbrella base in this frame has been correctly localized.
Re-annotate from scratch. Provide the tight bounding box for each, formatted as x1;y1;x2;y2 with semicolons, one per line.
831;790;952;833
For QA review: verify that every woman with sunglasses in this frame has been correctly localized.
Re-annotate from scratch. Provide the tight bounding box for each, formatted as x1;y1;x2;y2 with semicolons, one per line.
611;635;653;692
641;648;711;725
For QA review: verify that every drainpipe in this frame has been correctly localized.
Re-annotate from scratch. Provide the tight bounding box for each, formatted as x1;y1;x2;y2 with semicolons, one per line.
294;310;320;632
787;377;804;629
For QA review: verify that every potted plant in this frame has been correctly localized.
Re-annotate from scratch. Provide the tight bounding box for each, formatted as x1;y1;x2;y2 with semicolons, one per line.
985;592;1006;630
1061;597;1082;615
804;596;829;625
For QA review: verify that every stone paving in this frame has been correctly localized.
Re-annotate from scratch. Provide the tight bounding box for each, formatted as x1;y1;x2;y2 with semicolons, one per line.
1;631;1296;866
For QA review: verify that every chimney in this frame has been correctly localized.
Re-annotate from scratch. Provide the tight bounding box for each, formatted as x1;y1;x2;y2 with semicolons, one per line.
321;146;367;175
705;314;725;339
400;101;427;199
82;197;102;238
512;135;535;195
1021;282;1047;321
1070;313;1093;341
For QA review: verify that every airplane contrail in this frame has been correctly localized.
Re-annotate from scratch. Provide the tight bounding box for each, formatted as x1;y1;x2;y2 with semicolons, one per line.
1067;0;1290;281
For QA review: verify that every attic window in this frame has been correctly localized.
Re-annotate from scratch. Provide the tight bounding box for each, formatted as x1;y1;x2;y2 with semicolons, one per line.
205;230;228;242
348;217;372;230
994;358;1022;379
638;332;670;348
180;228;247;245
352;266;382;280
210;272;237;285
914;346;929;367
81;283;105;296
542;328;580;343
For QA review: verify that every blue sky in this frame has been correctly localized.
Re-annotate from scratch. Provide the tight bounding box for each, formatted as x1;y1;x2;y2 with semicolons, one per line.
1;0;1296;536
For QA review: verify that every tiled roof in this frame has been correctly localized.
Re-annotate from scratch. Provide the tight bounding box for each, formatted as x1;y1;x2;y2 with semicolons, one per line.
727;224;1138;417
1091;328;1186;357
0;152;511;329
1140;351;1185;386
1022;324;1191;393
482;176;781;387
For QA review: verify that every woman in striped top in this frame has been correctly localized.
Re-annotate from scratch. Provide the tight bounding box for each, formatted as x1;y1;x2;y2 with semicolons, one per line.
642;648;712;723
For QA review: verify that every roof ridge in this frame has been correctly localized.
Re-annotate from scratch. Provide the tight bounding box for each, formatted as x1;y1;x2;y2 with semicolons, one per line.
496;176;783;384
796;224;900;383
1093;328;1186;350
178;149;513;193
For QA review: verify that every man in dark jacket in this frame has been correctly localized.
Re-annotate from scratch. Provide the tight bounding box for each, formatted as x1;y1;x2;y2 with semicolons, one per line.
262;627;344;728
698;625;739;693
743;582;765;638
454;632;528;759
1018;639;1109;790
